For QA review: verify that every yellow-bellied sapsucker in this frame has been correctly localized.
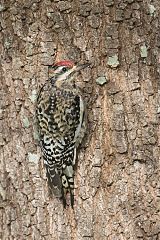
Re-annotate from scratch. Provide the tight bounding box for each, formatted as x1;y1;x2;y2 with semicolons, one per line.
36;60;90;207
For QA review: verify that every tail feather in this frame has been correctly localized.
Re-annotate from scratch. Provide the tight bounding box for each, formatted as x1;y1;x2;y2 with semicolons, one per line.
41;136;76;207
44;155;75;207
45;163;62;198
61;164;74;208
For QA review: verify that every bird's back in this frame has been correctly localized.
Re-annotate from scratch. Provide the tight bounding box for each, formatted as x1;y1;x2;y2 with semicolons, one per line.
36;80;86;207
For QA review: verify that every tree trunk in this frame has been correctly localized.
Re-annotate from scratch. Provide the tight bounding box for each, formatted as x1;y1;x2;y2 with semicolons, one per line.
1;0;160;239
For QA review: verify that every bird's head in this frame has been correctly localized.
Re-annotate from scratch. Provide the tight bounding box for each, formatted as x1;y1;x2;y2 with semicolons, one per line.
48;60;90;83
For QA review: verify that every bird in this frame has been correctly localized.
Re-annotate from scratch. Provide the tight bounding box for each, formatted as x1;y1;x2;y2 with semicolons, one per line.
35;60;90;207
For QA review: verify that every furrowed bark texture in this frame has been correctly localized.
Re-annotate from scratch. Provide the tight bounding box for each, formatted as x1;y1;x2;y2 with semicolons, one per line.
0;0;160;239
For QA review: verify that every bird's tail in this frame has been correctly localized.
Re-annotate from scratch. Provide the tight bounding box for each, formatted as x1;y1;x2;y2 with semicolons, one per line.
45;160;63;199
41;134;76;207
61;164;74;208
45;155;74;208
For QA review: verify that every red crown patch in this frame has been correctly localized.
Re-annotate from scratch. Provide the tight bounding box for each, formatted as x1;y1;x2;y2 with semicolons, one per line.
54;60;74;68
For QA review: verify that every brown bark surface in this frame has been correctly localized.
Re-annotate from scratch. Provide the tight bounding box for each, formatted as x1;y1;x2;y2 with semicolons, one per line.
0;0;160;239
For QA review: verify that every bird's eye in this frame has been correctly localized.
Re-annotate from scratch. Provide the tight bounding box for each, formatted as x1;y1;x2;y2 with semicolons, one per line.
62;67;67;72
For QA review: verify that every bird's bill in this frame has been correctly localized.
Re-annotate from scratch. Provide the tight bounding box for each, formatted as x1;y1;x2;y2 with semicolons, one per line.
74;63;91;72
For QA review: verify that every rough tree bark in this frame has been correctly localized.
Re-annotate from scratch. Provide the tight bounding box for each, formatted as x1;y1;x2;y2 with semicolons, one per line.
0;0;160;239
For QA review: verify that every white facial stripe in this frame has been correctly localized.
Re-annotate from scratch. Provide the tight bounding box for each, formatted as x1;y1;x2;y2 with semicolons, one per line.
54;66;65;74
57;66;76;81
